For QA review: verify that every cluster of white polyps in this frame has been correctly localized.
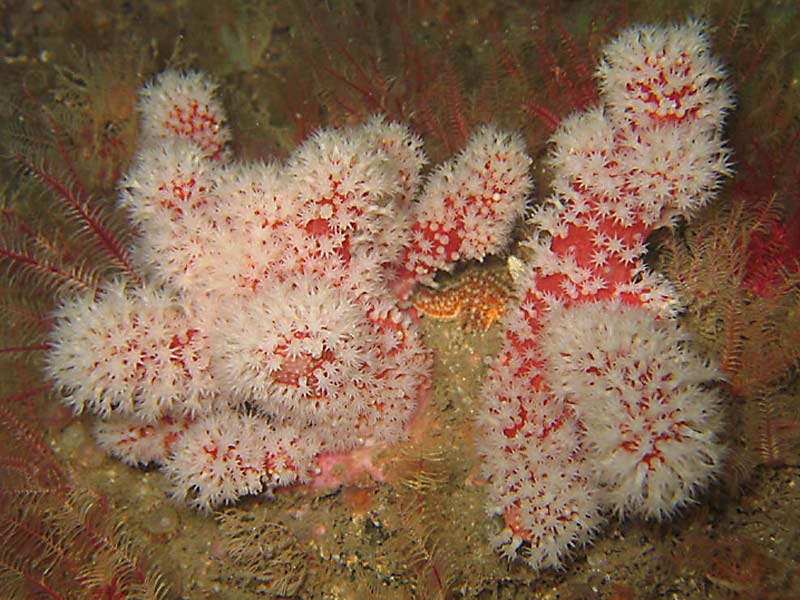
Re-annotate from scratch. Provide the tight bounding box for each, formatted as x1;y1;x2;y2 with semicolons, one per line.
477;22;732;571
45;70;533;510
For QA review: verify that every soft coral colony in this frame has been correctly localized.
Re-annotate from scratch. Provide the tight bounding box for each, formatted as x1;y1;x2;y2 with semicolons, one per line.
41;21;731;571
44;66;532;510
477;22;732;571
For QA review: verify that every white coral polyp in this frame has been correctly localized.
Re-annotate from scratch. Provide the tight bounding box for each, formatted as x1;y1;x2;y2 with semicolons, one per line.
120;138;222;227
45;281;215;421
287;124;396;235
615;120;732;224
137;69;232;159
216;275;375;423
540;301;724;519
483;399;604;571
477;314;605;571
548;110;731;231
597;21;733;132
94;415;190;466
491;470;602;572
357;115;427;209
548;108;621;202
404;126;532;278
163;413;317;511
